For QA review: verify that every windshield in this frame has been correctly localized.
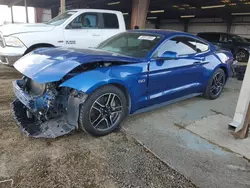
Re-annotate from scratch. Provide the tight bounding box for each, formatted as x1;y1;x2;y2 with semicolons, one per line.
97;32;163;58
232;35;248;43
46;11;77;26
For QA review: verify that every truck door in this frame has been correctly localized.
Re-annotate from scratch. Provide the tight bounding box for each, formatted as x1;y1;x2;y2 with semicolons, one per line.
63;12;103;49
100;13;125;41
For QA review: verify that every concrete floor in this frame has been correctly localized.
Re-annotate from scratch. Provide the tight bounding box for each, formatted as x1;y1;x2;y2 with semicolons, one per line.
123;78;250;188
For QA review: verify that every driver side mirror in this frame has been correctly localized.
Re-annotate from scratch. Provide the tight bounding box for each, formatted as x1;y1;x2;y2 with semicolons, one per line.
157;51;178;60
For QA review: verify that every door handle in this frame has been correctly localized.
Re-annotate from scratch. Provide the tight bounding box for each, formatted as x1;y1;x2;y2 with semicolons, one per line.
92;34;101;37
193;61;201;65
194;57;205;61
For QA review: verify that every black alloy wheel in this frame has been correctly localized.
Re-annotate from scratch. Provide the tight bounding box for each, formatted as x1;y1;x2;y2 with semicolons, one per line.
89;93;123;131
79;85;128;136
204;68;226;100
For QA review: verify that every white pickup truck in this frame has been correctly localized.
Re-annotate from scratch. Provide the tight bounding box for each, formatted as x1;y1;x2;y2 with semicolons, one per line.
0;9;126;66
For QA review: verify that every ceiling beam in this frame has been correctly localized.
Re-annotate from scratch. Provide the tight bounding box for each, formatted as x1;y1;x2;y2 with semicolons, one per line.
7;0;23;7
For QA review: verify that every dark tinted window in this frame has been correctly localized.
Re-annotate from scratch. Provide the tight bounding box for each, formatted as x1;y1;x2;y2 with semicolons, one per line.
219;34;230;43
157;36;197;56
103;13;119;29
198;33;220;43
196;40;209;52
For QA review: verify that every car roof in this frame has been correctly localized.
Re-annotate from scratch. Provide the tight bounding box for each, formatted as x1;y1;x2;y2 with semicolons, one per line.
128;29;197;39
198;32;229;35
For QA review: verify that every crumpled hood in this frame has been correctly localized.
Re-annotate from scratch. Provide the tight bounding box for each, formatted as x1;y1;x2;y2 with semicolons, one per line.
14;47;140;83
0;23;55;36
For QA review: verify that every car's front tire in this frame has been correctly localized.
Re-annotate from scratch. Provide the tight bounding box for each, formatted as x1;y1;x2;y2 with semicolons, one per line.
236;50;249;62
79;85;128;136
204;68;226;100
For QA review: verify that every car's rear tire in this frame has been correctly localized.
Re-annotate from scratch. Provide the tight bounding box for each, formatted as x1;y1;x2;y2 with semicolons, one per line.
79;85;128;136
204;68;226;100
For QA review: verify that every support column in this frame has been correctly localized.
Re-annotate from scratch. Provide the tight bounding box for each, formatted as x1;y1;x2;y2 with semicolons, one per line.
51;7;59;18
24;0;28;23
184;20;189;32
229;57;250;139
131;0;150;29
10;6;14;23
60;0;66;13
227;21;232;33
35;8;43;23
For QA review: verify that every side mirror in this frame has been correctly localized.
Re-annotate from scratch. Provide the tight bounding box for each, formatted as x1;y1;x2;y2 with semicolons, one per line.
158;51;178;60
68;22;82;29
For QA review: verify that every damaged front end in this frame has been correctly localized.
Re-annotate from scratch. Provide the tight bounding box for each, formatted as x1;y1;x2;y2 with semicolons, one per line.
12;78;87;138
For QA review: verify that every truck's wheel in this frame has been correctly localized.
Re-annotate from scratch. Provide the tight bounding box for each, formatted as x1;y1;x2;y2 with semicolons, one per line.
79;85;128;136
24;45;54;55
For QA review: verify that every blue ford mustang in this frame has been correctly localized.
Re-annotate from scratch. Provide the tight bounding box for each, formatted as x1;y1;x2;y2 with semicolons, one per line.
12;30;233;138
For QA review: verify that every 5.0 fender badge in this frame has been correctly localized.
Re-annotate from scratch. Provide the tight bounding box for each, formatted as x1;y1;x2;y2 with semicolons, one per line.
138;79;146;83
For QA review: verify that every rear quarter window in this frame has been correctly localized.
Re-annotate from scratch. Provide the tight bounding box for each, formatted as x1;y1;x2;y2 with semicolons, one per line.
103;13;119;29
196;40;209;53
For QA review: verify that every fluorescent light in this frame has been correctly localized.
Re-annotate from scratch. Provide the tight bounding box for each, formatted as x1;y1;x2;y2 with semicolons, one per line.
147;17;157;19
107;1;120;5
149;10;165;13
122;12;129;15
181;15;195;18
201;4;225;9
232;12;250;16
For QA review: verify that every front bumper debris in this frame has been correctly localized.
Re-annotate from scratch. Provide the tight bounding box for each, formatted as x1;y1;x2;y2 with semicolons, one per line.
12;99;76;138
12;80;87;139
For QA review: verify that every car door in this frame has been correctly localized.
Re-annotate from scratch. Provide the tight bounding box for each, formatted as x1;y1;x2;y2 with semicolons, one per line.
147;36;208;105
63;12;103;49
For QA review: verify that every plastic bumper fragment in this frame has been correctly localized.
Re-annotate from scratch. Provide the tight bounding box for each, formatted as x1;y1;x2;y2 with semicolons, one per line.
12;99;76;138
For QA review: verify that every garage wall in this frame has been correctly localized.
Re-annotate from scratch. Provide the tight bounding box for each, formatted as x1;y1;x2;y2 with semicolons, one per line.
188;18;227;34
160;19;185;31
145;21;156;29
159;17;250;38
35;8;51;23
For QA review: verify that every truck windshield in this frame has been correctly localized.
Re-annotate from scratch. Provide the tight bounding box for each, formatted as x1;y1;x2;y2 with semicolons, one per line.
46;11;77;26
97;32;163;58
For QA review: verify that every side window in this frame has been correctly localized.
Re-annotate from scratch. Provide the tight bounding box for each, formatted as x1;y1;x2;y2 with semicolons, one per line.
196;40;209;53
70;13;98;28
198;33;219;43
103;13;119;29
157;36;197;56
219;34;229;43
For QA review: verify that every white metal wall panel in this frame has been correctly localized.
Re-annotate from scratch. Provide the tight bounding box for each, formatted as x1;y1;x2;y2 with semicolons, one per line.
188;23;227;34
159;17;250;37
145;22;155;29
231;24;250;38
160;23;185;31
42;9;51;22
